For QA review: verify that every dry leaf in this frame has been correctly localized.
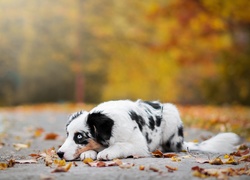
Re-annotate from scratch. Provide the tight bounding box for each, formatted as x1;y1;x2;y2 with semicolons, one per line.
171;156;181;162
33;127;44;138
13;143;30;151
7;159;15;167
51;162;72;173
44;133;58;140
165;165;178;172
113;159;134;169
54;159;66;167
151;149;163;157
15;159;37;164
239;154;250;162
192;165;250;179
0;159;16;170
83;158;94;164
0;163;8;170
29;153;41;160
224;156;238;165
139;165;145;170
238;144;248;150
149;166;161;172
209;157;223;165
163;153;178;158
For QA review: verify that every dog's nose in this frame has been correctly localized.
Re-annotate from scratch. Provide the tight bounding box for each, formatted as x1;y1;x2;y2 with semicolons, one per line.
57;151;65;159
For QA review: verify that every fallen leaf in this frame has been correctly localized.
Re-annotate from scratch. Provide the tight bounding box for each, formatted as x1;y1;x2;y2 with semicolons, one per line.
139;165;145;170
171;156;181;162
54;159;66;167
15;159;37;164
0;163;8;170
224;155;238;165
239;154;250;162
88;161;113;167
13;143;30;151
149;166;161;172
0;159;16;170
83;158;94;164
151;149;163;157
51;162;72;173
163;153;178;158
165;165;178;172
29;153;41;160
209;157;223;165
7;159;15;167
33;128;44;138
113;159;134;169
238;144;248;150
191;165;250;179
44;133;58;140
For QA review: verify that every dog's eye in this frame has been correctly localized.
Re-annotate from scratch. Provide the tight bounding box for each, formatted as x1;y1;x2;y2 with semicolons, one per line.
74;132;88;145
77;134;83;139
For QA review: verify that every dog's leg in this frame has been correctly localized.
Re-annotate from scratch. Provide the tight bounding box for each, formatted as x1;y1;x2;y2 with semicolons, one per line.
97;142;149;160
80;150;97;160
160;103;184;152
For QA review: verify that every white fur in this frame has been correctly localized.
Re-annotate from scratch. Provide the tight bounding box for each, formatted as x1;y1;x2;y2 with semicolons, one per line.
57;100;241;160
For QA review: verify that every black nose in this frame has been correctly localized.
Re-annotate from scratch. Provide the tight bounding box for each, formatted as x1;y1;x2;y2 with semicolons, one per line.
57;151;65;159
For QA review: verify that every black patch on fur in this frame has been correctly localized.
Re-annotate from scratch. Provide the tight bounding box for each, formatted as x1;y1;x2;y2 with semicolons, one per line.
87;112;114;147
145;132;152;144
148;116;155;130
143;101;161;109
156;116;161;127
73;132;89;145
129;111;145;131
164;133;175;150
178;126;184;137
176;142;182;151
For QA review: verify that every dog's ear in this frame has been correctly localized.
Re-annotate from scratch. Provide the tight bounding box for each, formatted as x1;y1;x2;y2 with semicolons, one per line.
87;112;114;146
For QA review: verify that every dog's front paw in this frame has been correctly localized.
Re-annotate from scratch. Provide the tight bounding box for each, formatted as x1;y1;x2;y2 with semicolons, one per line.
80;150;97;160
97;148;122;160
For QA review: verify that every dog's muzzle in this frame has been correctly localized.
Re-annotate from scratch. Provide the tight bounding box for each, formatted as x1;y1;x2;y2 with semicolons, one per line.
57;151;65;159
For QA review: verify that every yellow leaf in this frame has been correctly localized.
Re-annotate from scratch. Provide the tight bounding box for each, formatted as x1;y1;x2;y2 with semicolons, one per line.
83;158;94;164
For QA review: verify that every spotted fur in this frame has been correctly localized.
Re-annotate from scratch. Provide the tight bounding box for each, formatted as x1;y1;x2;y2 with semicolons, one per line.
57;100;240;161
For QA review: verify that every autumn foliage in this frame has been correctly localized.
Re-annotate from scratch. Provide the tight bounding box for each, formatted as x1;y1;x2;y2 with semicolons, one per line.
0;0;250;105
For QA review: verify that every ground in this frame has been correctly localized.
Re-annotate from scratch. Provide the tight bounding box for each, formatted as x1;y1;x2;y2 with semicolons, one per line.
0;104;249;180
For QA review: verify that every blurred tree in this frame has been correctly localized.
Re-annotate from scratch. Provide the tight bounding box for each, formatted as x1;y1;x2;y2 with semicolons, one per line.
0;0;250;105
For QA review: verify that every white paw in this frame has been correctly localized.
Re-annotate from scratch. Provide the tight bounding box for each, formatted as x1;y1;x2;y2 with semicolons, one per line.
80;150;97;160
97;148;121;160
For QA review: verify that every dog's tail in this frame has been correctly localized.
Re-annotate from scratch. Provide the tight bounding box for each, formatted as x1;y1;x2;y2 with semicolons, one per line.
183;132;241;153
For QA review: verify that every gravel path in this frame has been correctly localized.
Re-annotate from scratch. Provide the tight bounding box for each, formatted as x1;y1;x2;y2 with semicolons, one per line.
0;110;249;180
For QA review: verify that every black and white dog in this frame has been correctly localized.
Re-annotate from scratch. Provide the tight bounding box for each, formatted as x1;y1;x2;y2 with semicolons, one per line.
57;100;240;161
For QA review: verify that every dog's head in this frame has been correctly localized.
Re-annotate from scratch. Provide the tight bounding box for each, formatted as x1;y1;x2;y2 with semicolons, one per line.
57;110;114;160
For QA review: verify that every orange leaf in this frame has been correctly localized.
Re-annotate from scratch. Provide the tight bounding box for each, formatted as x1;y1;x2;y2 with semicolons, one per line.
151;149;163;157
44;133;58;140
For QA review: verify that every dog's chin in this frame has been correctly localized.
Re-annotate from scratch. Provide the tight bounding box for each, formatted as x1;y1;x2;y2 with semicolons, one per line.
63;154;80;161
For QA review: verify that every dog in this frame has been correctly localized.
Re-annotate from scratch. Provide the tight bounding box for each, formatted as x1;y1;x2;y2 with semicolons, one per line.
57;100;240;161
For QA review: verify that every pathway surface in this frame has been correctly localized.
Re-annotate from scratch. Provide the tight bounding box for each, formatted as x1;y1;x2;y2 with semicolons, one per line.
0;109;249;180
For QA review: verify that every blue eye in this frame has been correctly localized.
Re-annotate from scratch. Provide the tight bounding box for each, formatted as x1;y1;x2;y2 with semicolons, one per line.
77;134;83;139
74;132;88;144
